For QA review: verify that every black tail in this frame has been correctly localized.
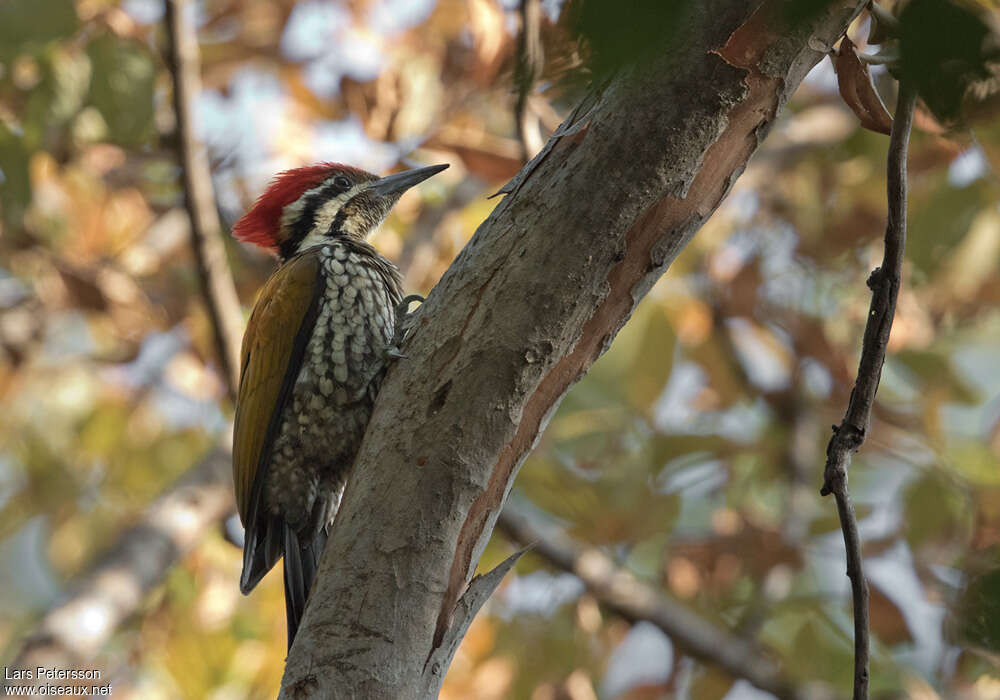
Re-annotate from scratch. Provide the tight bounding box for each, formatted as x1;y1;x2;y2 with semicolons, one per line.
282;525;326;649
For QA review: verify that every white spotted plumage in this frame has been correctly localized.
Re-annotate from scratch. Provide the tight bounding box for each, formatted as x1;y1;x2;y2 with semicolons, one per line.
263;240;401;535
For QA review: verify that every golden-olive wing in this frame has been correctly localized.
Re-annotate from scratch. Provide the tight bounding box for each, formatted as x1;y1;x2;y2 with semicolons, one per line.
233;251;323;526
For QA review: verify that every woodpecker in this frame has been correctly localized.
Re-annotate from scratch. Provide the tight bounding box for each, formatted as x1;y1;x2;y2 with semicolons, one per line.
231;161;448;648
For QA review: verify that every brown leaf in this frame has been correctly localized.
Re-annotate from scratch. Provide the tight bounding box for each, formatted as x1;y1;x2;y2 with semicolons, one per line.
53;261;108;312
833;37;894;135
870;582;913;646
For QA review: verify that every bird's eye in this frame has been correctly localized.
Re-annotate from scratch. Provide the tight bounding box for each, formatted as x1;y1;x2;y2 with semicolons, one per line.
332;175;352;190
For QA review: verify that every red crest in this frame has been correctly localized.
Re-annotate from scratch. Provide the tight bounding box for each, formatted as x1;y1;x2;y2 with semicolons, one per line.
232;163;366;252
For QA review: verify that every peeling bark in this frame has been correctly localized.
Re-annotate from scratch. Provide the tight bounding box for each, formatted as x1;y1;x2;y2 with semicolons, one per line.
279;2;866;698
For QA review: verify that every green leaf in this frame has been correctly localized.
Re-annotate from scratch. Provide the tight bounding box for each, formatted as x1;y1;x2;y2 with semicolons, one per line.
0;123;32;228
86;36;155;147
903;471;972;548
954;566;1000;653
945;441;1000;486
625;306;676;411
894;349;981;405
587;301;675;413
0;0;76;60
786;616;854;686
908;178;996;276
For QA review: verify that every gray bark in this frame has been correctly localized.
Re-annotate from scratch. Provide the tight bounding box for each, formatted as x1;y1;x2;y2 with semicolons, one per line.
279;2;866;698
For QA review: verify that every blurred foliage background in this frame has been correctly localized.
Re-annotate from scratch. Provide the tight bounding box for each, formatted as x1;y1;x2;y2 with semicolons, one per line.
1;0;1000;698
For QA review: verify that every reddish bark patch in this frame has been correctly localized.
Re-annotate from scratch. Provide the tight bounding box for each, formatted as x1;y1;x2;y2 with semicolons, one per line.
715;0;776;69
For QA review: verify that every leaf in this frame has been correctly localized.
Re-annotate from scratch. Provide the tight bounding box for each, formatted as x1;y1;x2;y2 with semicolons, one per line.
0;123;33;228
0;0;76;60
649;434;736;468
86;36;155;147
903;472;972;548
786;617;854;686
953;567;1000;652
945;442;1000;486
907;176;993;275
586;302;675;412
894;349;981;405
897;0;1000;125
870;581;914;646
686;669;733;700
833;37;894;135
626;306;676;411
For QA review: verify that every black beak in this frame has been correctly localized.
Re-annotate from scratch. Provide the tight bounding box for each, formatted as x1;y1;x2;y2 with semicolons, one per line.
371;164;449;197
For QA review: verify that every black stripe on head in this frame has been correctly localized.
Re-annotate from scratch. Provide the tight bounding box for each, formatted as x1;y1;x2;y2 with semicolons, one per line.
329;208;348;239
279;177;352;260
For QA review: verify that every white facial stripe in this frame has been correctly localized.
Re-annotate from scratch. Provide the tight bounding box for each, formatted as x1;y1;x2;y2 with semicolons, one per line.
278;180;326;236
312;183;366;236
278;179;367;245
296;200;387;252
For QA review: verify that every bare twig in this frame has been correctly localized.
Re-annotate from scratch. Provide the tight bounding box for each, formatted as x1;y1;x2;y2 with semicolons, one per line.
7;450;233;678
496;509;812;700
165;0;244;397
820;83;917;700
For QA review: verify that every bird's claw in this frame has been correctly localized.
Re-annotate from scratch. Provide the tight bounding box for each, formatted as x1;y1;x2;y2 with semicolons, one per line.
392;293;425;349
348;294;424;403
347;296;423;402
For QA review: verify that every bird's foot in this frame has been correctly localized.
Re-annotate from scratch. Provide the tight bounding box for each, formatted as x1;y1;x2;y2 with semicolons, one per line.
347;297;425;402
392;294;425;349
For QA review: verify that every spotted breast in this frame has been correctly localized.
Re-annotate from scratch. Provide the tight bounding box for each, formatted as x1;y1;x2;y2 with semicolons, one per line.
265;240;402;536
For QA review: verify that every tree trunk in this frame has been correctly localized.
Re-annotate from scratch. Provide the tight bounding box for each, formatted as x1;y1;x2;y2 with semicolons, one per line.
279;2;865;698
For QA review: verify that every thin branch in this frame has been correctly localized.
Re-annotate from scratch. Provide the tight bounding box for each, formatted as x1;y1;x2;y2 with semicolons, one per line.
820;83;917;700
165;0;244;398
496;509;812;700
7;450;233;677
513;0;544;163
